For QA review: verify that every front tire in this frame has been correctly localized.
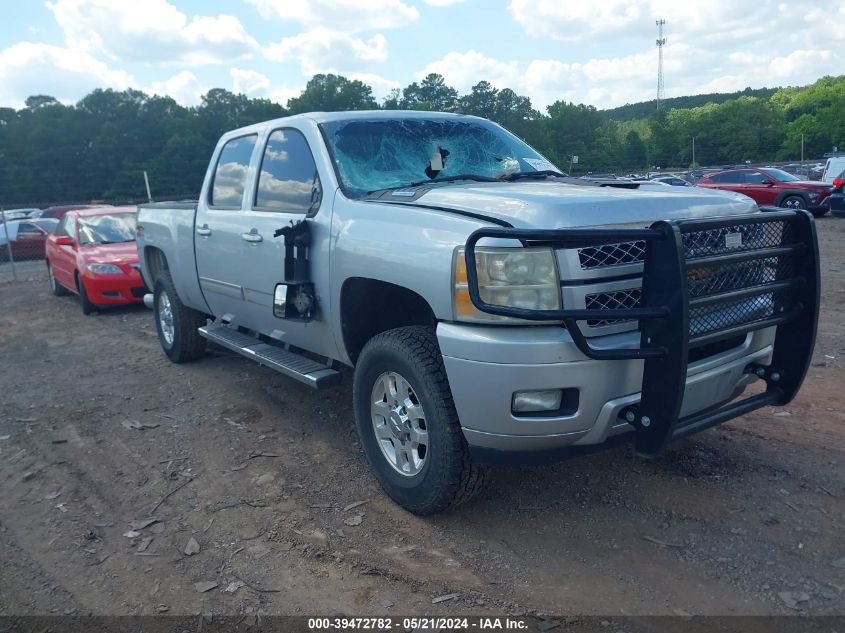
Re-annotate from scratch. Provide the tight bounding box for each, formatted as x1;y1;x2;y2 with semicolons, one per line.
153;271;206;363
353;326;487;514
780;195;806;211
48;262;68;296
76;273;95;315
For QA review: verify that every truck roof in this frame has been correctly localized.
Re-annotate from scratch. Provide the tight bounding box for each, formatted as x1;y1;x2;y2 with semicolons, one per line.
222;110;480;138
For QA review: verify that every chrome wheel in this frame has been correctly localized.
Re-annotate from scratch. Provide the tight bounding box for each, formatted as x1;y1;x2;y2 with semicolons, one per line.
158;292;175;346
371;371;428;476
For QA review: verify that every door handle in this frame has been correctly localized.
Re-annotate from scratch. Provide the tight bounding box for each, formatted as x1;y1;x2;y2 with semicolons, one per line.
241;229;263;243
196;224;212;237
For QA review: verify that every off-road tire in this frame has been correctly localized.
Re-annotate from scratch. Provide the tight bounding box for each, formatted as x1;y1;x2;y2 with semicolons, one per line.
76;273;95;315
353;326;487;514
48;262;68;296
154;270;206;363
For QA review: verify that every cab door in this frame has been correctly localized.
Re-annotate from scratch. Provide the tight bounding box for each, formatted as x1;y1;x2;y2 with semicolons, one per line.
742;170;778;205
194;134;259;324
234;127;337;359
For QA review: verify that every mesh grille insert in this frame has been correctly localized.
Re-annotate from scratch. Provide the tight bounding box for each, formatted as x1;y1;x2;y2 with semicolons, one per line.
577;219;798;338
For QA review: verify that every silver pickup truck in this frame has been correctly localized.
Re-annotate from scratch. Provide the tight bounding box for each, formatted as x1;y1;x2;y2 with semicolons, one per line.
137;110;819;514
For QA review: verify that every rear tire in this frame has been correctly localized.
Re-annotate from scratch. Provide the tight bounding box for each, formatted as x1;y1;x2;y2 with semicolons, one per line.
76;273;95;315
353;326;487;515
154;270;206;363
48;262;68;296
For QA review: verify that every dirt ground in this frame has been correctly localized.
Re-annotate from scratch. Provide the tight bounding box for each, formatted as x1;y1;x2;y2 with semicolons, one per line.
1;217;844;620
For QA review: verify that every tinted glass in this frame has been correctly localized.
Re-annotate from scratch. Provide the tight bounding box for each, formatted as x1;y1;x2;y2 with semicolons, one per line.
54;216;69;237
712;171;743;184
256;129;322;213
745;171;766;184
17;222;40;234
211;135;258;207
77;213;137;246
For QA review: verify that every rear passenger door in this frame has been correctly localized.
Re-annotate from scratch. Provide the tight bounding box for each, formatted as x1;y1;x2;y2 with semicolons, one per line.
194;134;259;324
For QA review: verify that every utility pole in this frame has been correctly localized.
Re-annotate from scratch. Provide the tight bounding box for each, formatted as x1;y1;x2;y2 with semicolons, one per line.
800;134;804;162
656;19;666;110
692;136;696;167
143;171;153;203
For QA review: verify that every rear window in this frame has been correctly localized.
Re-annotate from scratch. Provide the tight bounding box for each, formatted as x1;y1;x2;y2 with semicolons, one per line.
211;135;258;207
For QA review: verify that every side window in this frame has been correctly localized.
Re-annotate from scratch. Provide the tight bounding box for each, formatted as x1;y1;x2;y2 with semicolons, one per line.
210;135;258;207
255;129;322;213
745;171;765;184
17;222;39;235
714;171;742;184
54;217;68;237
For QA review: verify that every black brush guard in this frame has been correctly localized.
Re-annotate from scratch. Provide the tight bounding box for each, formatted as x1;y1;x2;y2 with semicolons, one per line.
464;209;819;457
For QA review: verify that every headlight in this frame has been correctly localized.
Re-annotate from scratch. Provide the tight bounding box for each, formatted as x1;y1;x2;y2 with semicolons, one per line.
453;247;561;322
86;263;123;274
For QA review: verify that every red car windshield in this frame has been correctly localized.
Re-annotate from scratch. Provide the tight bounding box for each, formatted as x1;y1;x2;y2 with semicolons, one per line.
77;213;137;246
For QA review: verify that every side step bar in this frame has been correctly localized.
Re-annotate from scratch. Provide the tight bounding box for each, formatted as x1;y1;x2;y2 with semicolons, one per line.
198;324;341;389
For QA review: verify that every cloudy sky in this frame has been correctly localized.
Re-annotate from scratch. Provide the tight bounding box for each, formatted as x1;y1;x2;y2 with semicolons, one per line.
0;0;841;112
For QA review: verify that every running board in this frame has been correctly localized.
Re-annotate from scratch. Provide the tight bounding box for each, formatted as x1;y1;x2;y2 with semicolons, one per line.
198;324;341;389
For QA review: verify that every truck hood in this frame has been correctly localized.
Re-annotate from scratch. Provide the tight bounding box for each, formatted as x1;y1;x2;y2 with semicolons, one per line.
412;181;759;229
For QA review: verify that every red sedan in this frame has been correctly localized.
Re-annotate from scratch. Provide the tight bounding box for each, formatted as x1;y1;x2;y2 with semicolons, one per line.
45;206;145;314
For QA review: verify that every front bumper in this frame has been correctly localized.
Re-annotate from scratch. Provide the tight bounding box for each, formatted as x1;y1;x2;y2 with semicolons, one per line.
440;323;774;454
82;271;146;304
457;210;819;458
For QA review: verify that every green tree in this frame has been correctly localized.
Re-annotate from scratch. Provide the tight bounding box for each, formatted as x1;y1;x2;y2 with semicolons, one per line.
286;74;377;114
401;73;458;111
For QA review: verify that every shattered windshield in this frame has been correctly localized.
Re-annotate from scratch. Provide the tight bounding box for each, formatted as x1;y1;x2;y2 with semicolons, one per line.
320;117;560;197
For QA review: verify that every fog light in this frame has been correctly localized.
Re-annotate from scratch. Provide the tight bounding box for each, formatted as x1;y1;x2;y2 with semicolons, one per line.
512;389;563;413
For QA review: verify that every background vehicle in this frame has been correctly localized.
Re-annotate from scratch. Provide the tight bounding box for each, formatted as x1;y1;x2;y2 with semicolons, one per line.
830;169;845;218
649;175;692;186
40;204;110;220
137;111;819;515
0;208;41;221
822;156;845;184
696;167;833;216
0;218;58;262
45;206;144;314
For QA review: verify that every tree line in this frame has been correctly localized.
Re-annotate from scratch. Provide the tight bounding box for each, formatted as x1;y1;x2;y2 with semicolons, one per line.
1;73;843;206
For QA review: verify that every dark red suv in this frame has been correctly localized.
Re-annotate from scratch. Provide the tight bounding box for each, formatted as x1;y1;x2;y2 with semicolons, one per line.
696;167;832;217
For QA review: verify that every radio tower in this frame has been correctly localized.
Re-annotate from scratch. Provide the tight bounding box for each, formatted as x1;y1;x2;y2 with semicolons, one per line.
655;18;666;110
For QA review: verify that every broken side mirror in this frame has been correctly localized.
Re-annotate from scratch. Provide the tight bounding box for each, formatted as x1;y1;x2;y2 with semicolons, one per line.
274;282;316;321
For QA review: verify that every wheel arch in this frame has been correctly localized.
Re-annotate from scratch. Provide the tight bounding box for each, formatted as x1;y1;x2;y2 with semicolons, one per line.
775;190;809;206
340;277;437;365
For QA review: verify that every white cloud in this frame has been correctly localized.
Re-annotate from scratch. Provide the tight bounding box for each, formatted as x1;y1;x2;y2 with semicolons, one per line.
231;68;272;95
146;71;207;106
423;0;466;5
0;42;133;108
417;50;520;92
265;28;388;76
47;0;258;66
349;73;400;100
269;85;304;107
245;0;418;32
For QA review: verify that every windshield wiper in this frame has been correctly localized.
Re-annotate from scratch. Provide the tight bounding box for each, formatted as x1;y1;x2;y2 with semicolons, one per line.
406;173;501;187
498;170;566;181
367;173;500;196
